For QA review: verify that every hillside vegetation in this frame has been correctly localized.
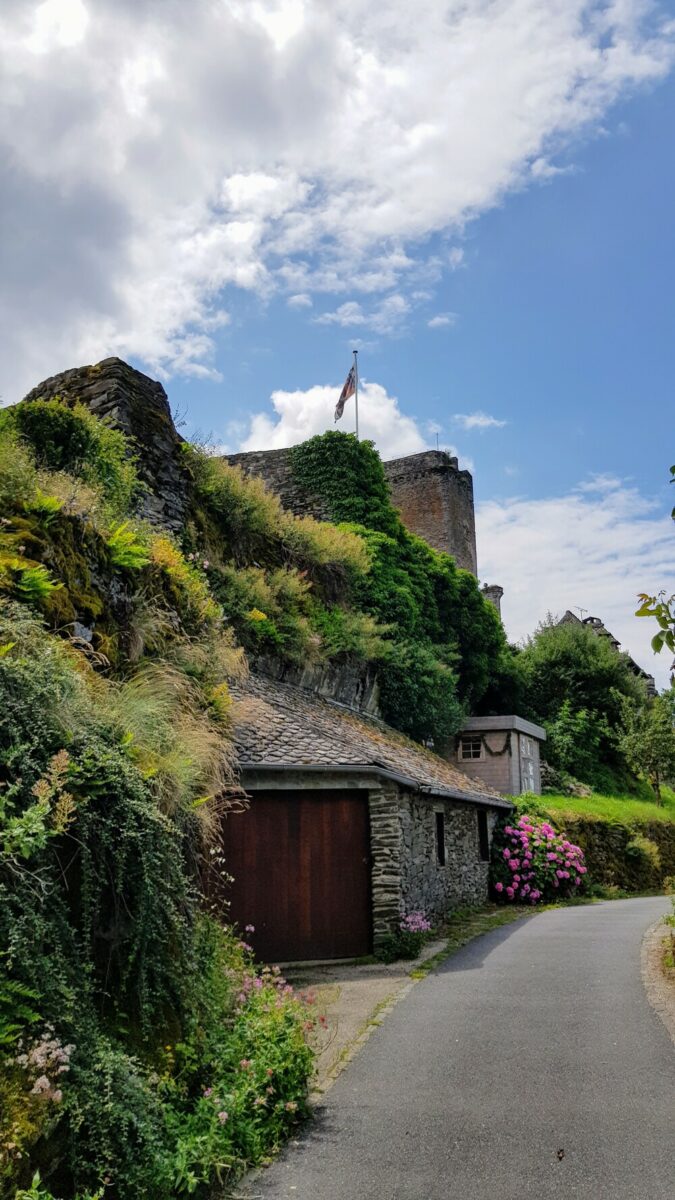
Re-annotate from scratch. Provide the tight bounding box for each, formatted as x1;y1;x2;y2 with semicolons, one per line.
0;390;512;1199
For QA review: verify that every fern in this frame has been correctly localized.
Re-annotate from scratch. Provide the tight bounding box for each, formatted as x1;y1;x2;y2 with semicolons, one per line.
106;521;151;570
0;971;41;1047
17;564;64;603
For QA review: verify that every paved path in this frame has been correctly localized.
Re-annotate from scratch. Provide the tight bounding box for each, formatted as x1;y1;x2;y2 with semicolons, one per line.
244;898;674;1200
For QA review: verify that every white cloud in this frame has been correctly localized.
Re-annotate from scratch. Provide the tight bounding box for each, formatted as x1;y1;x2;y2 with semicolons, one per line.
315;293;410;335
476;481;675;690
454;411;507;431
0;1;673;395
236;378;428;459
287;293;312;308
427;312;457;329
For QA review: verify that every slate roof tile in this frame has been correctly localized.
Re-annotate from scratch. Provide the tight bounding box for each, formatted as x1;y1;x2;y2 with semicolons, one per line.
232;673;504;805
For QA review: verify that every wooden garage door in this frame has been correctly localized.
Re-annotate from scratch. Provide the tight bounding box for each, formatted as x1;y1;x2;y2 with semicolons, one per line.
220;790;372;962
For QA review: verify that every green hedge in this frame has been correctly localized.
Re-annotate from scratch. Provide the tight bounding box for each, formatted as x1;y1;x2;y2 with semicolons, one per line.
556;817;675;892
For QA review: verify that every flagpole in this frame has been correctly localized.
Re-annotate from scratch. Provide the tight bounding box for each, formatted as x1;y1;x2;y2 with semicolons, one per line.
353;349;359;441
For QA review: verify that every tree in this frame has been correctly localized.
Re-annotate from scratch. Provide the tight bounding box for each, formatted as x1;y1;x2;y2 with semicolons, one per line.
518;617;645;787
619;692;675;803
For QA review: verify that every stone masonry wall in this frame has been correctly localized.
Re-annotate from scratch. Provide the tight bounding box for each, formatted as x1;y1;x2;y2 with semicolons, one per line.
384;451;478;574
22;357;190;532
369;786;500;941
399;796;498;921
224;447;334;521
368;786;403;947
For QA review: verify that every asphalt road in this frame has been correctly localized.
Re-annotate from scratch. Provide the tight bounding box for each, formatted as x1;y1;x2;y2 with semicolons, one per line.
244;897;674;1200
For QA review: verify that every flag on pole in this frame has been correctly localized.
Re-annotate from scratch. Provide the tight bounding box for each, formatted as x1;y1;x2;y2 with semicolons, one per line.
334;364;356;421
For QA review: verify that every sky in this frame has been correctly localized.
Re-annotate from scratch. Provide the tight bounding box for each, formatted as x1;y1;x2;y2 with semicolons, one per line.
1;0;674;685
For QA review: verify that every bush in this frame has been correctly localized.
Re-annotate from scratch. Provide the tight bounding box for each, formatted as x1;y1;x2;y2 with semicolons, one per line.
377;911;432;963
0;400;140;518
377;640;465;747
490;813;587;903
0;605;314;1198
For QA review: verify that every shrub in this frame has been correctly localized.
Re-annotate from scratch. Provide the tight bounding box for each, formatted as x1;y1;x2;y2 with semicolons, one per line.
1;400;140;518
490;813;587;903
0;605;314;1198
377;640;465;747
376;911;433;963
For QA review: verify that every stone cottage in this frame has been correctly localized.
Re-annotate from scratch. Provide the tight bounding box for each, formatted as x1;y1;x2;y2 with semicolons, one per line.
227;674;510;962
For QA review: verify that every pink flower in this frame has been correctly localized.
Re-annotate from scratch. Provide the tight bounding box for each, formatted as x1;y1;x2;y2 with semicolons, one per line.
506;886;514;899
245;924;255;933
495;882;504;893
503;848;511;859
240;1059;252;1069
203;1087;213;1098
285;1101;298;1112
556;870;564;879
575;877;581;886
513;875;521;884
218;1111;229;1124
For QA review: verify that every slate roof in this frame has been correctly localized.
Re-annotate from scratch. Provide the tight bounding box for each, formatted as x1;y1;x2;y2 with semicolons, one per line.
232;673;508;808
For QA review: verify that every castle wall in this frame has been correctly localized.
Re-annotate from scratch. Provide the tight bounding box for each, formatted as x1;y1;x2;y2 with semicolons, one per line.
383;451;477;573
225;447;479;574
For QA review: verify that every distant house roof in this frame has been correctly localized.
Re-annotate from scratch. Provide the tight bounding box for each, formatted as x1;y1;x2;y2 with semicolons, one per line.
558;610;656;691
232;673;510;809
462;715;546;740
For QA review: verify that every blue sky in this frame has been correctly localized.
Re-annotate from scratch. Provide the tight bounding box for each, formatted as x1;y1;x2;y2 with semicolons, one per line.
168;67;675;511
2;0;673;683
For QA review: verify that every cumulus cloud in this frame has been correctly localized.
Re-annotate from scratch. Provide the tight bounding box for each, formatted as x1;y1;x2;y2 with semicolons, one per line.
235;378;428;459
454;411;507;431
0;1;673;396
427;312;457;329
476;479;675;690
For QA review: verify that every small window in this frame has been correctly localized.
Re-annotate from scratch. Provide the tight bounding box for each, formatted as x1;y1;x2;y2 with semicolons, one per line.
460;736;483;761
435;810;446;866
477;810;490;862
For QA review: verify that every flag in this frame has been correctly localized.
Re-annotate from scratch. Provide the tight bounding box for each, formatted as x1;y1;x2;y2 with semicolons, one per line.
334;364;356;421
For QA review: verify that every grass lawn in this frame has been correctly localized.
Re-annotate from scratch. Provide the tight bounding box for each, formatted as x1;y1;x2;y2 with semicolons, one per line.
542;785;675;826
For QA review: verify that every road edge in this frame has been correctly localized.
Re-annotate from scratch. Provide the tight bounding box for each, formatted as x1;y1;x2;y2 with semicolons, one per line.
641;917;675;1046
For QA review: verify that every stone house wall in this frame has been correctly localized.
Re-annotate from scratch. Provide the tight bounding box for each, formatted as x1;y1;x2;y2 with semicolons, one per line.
368;786;501;942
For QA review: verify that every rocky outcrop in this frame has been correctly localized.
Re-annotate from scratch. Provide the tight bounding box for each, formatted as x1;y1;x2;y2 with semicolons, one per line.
22;357;190;532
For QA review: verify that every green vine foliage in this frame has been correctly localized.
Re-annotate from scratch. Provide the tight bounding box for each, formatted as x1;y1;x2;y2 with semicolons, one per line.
290;432;400;535
291;432;507;740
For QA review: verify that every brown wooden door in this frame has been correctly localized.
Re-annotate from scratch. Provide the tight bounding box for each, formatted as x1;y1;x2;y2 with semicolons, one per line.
220;789;372;961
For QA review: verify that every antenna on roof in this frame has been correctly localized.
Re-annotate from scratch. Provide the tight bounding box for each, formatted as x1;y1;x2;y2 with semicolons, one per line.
574;606;588;620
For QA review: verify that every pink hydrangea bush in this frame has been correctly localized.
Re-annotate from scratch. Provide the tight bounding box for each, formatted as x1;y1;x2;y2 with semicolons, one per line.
491;814;587;904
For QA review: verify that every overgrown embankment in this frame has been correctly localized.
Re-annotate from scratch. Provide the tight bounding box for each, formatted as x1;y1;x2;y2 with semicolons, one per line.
0;366;512;1199
542;789;675;893
0;397;321;1199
